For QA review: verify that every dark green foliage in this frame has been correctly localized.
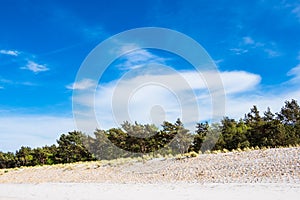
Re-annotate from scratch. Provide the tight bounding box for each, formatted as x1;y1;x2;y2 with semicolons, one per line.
56;131;95;163
168;118;193;154
189;122;209;152
15;146;33;167
0;132;95;169
214;118;249;150
88;120;189;159
193;100;300;151
0;152;17;168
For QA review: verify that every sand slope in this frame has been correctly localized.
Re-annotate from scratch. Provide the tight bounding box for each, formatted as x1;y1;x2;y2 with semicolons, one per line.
0;147;299;200
0;147;299;184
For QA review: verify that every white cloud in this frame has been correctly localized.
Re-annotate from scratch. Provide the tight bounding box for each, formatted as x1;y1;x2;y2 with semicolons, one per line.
66;78;97;90
21;61;49;73
0;115;75;152
115;43;140;55
2;66;299;152
73;69;260;131
0;49;20;56
243;37;255;45
0;78;13;84
224;64;300;120
241;36;264;47
292;5;300;20
214;59;224;65
73;65;300;133
117;48;166;71
230;48;248;55
287;64;300;82
264;48;280;57
219;71;261;94
0;78;36;87
225;86;300;121
235;36;279;58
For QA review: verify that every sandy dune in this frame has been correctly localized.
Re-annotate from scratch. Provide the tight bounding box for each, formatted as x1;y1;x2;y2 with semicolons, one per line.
0;147;299;199
0;147;299;184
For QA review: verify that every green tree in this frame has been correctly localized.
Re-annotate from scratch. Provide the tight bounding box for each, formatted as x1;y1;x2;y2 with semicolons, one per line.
56;131;95;163
0;152;16;169
244;105;265;147
190;122;209;152
31;147;48;166
202;123;222;151
276;99;300;144
215;117;249;150
16;146;33;166
168;119;192;154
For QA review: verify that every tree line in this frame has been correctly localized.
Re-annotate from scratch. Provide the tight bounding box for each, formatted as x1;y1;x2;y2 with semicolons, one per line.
1;99;300;169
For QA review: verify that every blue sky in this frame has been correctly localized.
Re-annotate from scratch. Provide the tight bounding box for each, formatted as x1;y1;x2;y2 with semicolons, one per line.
0;0;300;152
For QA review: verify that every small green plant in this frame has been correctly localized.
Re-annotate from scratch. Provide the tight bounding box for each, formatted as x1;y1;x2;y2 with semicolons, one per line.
212;150;222;154
231;149;237;153
222;148;229;153
183;151;198;158
242;147;251;152
204;150;211;154
261;146;268;150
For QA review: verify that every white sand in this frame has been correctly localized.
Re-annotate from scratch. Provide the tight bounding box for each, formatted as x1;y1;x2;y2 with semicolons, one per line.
0;183;299;200
0;147;299;199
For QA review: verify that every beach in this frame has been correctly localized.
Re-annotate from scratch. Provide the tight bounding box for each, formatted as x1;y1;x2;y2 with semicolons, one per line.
0;183;299;200
0;147;299;199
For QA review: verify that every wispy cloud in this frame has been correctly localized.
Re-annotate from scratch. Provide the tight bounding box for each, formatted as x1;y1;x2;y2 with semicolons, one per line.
232;36;280;57
0;78;35;87
0;78;13;84
242;36;264;47
82;25;109;40
243;36;255;45
66;78;97;90
292;4;300;21
0;49;20;56
230;48;248;55
213;59;224;65
1;48;51;74
115;45;167;71
287;64;300;83
20;61;49;73
264;48;280;58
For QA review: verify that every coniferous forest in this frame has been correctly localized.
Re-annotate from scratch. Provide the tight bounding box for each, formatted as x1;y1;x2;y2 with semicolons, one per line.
1;99;300;169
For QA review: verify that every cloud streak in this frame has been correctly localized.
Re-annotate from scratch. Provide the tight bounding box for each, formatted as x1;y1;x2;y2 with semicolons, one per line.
66;78;97;90
115;47;167;71
232;36;280;58
20;61;49;73
0;49;19;56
